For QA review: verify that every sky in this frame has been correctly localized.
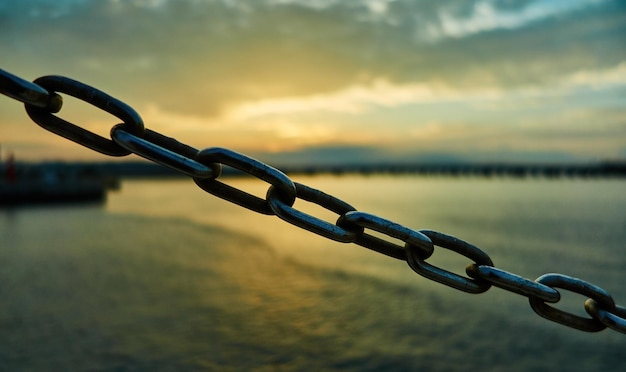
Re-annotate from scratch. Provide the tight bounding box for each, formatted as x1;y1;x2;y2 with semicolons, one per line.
1;0;625;165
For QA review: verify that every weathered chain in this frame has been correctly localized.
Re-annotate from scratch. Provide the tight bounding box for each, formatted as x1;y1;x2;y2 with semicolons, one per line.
1;68;624;334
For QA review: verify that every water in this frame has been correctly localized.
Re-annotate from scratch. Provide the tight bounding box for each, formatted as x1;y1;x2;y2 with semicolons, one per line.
1;175;624;371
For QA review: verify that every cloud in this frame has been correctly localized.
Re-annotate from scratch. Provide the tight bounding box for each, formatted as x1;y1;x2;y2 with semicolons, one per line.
424;0;607;41
228;62;626;120
565;62;626;88
1;0;623;117
228;80;475;119
1;0;624;162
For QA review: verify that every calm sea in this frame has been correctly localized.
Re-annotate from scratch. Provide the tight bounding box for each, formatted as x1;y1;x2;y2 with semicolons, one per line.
1;175;624;371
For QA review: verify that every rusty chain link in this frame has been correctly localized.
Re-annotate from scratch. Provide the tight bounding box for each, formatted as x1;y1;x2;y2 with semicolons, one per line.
1;68;624;334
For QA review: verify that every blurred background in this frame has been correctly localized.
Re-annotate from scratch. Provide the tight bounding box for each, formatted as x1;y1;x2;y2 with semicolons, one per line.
1;1;625;371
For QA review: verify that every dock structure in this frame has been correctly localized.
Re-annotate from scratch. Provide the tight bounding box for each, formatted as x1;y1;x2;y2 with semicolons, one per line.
278;161;626;178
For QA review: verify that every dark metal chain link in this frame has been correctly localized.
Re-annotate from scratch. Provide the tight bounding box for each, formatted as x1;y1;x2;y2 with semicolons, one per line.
1;68;624;334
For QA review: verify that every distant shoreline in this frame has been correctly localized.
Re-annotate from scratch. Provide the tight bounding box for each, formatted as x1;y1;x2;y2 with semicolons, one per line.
5;160;625;179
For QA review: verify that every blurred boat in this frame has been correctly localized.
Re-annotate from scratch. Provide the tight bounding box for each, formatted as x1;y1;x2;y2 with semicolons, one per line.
0;153;117;206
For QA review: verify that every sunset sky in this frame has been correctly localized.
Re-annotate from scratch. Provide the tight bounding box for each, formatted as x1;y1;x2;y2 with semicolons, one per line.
1;0;625;164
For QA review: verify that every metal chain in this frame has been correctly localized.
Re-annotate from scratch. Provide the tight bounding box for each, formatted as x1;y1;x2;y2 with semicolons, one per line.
1;68;624;334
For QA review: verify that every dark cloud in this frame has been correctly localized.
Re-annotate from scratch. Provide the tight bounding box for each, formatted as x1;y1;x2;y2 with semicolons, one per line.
1;0;624;117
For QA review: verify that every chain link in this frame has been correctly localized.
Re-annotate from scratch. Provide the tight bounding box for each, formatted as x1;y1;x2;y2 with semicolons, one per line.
0;68;63;113
529;274;616;332
267;182;359;242
194;147;297;215
467;265;561;303
406;230;493;293
111;125;220;179
24;75;145;156
338;211;433;260
1;69;624;334
585;300;626;334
